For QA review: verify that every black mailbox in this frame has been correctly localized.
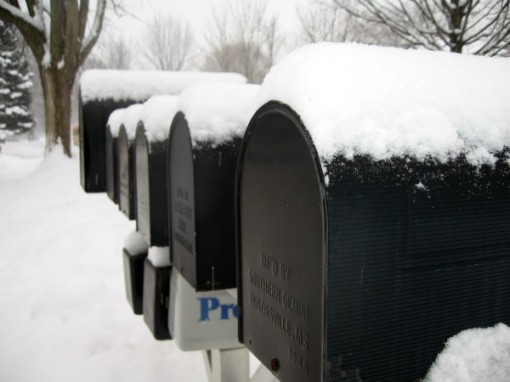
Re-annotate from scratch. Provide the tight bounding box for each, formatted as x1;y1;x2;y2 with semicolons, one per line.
79;95;134;192
105;108;126;204
136;96;179;341
135;96;179;246
236;44;510;382
123;230;149;315
118;104;144;220
143;251;171;340
168;82;259;291
79;69;246;193
118;125;137;220
105;126;118;203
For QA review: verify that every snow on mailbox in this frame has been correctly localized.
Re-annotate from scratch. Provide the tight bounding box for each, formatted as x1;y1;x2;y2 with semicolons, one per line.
168;82;260;291
236;43;510;382
105;108;126;204
79;70;246;193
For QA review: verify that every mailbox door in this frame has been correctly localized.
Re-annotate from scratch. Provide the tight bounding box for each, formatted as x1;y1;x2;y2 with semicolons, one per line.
136;125;151;244
128;143;136;221
237;102;326;382
168;114;197;287
118;127;135;220
105;127;118;203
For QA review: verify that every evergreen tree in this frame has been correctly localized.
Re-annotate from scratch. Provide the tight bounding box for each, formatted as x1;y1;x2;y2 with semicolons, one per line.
0;20;34;140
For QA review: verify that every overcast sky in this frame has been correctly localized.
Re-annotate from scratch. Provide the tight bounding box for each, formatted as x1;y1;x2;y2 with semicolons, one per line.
108;0;306;46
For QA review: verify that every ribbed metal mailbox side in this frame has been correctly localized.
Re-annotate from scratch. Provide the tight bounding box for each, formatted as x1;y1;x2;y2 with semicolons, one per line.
118;126;136;220
237;102;327;382
323;152;510;381
168;112;240;291
237;102;510;382
135;124;169;247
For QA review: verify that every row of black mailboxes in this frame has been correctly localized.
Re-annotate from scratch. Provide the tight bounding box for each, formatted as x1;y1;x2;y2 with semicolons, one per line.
79;45;510;382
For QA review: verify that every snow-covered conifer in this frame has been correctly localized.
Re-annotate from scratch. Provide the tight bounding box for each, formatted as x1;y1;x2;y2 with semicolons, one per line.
0;20;34;140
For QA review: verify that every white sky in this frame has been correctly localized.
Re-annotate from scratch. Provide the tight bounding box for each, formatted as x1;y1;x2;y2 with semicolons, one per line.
108;0;306;47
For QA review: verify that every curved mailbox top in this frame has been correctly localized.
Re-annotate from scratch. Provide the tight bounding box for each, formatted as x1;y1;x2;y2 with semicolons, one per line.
237;43;510;382
178;81;260;145
121;103;144;142
141;95;179;144
107;108;126;138
257;43;510;166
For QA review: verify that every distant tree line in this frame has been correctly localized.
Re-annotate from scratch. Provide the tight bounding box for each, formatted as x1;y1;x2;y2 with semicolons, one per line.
87;0;509;83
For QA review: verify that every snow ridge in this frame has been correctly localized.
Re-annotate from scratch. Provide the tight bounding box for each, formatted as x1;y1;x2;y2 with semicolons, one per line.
258;43;510;166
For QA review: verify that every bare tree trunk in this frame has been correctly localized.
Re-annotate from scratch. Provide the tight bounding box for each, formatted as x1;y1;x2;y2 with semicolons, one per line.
0;0;108;158
40;67;74;157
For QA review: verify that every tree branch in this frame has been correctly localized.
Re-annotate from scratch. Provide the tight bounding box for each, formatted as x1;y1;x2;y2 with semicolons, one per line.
78;0;89;46
49;0;65;67
79;0;107;67
0;0;46;59
64;0;80;72
333;0;510;55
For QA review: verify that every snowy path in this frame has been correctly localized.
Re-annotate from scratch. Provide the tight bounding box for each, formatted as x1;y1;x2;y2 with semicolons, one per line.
0;141;206;381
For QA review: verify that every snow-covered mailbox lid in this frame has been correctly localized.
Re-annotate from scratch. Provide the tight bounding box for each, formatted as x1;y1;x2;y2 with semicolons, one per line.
79;70;246;193
136;96;179;246
236;43;510;382
105;108;126;204
168;82;260;291
118;105;143;220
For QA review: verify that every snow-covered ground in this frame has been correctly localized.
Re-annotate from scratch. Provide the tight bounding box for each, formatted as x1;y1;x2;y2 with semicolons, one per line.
0;139;206;381
1;139;508;382
0;139;45;181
